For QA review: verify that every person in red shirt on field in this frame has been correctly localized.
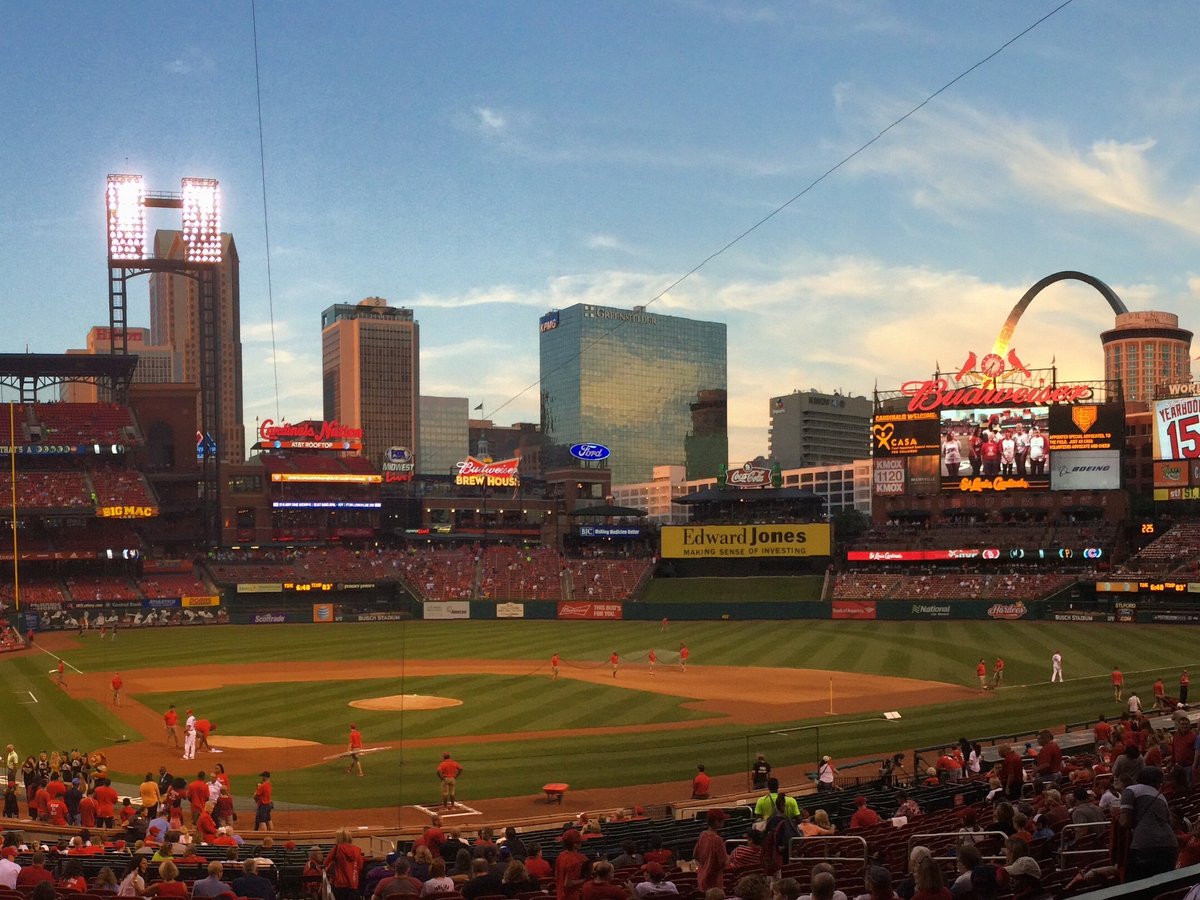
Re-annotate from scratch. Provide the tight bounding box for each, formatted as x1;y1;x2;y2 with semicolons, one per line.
679;642;689;671
253;771;273;831
164;704;179;749
1181;669;1191;704
45;772;67;801
554;829;587;900
648;649;657;674
609;651;619;678
120;798;138;825
436;753;462;809
691;764;711;800
93;777;119;828
850;795;882;829
346;724;364;777
187;771;210;824
1153;678;1166;711
977;659;988;691
1111;667;1124;702
992;657;1005;689
194;719;214;752
111;673;123;706
551;653;560;681
47;793;69;826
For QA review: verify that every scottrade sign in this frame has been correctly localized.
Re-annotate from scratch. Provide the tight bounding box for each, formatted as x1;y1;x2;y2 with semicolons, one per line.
661;524;831;559
569;442;611;462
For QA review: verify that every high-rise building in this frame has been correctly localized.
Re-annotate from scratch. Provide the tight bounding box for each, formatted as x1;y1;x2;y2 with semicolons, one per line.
149;230;245;463
322;298;420;469
539;304;727;484
1100;310;1193;402
767;389;872;469
419;396;468;476
62;326;180;402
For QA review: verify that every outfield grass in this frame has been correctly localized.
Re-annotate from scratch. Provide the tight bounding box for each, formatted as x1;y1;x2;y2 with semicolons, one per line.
4;619;1197;808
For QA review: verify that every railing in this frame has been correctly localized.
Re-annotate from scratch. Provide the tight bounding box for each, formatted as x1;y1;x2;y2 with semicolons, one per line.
1057;821;1112;869
907;830;1010;864
787;834;869;868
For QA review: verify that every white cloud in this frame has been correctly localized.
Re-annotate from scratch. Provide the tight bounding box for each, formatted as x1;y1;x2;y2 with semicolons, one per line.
475;107;507;133
586;233;638;254
839;92;1200;235
241;320;293;343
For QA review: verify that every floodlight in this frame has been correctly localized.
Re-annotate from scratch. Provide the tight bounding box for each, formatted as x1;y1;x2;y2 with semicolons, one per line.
181;177;222;263
106;174;146;260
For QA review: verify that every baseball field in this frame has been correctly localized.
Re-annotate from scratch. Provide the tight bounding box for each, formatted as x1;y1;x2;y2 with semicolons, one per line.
2;617;1196;827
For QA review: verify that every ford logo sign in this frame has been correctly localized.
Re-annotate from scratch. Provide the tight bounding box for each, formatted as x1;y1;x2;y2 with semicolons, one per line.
569;442;611;461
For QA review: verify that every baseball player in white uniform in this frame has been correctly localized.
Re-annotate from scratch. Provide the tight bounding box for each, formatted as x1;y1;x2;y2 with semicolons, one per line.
1051;651;1063;683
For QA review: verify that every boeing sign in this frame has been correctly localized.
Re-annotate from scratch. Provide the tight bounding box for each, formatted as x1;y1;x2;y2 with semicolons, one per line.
569;442;611;462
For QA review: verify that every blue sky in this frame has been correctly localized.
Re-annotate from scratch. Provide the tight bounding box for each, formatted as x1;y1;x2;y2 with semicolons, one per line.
2;1;1198;467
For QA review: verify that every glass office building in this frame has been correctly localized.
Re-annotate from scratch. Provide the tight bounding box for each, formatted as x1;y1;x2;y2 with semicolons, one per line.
539;304;727;485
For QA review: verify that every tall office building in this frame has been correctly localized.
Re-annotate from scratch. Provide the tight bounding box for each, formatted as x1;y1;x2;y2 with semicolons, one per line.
149;230;246;463
767;389;872;469
63;326;180;402
539;304;727;484
322;298;420;468
419;396;468;476
1100;310;1193;402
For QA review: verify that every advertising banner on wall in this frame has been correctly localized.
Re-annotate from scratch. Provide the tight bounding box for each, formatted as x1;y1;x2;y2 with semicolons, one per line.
1154;461;1190;488
423;601;471;620
1152;397;1200;460
870;411;940;457
660;524;831;558
181;596;220;608
1050;450;1121;491
557;602;623;620
831;600;877;620
496;602;525;619
312;603;335;623
872;458;906;496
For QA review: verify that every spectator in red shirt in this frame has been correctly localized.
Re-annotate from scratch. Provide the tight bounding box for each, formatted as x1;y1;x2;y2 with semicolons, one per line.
79;789;97;828
32;779;50;822
1034;731;1062;780
253;771;273;831
999;744;1024;802
694;810;729;892
93;778;118;828
187;772;210;824
580;862;628;900
1093;715;1113;746
197;801;219;843
524;844;551;881
691;764;711;800
555;830;588;900
641;833;674;868
325;826;364;900
16;852;54;887
45;773;67;801
849;796;881;830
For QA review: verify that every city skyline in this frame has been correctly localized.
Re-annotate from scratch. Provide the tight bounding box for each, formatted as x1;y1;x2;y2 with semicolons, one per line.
2;2;1198;464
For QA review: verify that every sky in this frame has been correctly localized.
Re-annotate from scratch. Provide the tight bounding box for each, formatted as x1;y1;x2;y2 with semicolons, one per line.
1;1;1198;468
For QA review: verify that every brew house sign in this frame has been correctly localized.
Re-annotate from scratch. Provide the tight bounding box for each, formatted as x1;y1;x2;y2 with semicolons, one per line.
455;456;521;487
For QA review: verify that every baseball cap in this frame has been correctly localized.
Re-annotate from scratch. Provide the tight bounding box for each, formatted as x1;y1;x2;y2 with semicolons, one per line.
707;808;729;824
561;829;582;846
260;771;270;778
1005;858;1041;881
644;862;665;877
854;795;867;806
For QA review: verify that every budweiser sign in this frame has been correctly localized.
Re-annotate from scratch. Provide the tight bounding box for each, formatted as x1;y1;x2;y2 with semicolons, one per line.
259;418;364;442
901;379;1091;413
727;462;772;488
455;456;520;487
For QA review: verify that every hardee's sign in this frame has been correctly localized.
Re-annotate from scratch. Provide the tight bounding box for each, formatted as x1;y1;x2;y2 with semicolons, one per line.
455;456;520;487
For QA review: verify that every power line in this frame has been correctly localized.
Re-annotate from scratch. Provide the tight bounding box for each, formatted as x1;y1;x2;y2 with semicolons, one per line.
251;0;282;420
486;0;1077;421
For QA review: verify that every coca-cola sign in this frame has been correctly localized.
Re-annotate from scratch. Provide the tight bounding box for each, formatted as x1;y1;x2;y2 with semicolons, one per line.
726;462;772;489
455;456;521;487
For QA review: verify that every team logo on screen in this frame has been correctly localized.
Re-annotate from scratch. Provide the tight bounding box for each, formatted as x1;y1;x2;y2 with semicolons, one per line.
1071;406;1098;433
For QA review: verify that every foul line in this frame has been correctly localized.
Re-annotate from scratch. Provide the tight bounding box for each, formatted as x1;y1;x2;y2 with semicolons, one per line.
34;643;84;674
988;662;1199;692
410;802;481;819
15;691;37;704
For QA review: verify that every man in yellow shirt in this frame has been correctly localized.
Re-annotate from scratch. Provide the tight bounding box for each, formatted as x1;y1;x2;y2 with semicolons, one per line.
138;772;161;816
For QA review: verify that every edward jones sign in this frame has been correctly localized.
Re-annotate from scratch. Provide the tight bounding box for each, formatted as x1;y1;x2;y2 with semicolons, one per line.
660;524;831;559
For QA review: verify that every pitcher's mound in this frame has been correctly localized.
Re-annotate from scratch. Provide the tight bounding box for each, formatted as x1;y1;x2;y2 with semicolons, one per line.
212;735;320;749
350;694;462;711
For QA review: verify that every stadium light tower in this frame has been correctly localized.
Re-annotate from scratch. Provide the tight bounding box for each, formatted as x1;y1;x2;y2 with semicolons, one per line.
104;173;225;547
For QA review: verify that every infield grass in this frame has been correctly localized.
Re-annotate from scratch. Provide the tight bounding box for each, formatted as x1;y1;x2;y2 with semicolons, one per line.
4;619;1197;807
